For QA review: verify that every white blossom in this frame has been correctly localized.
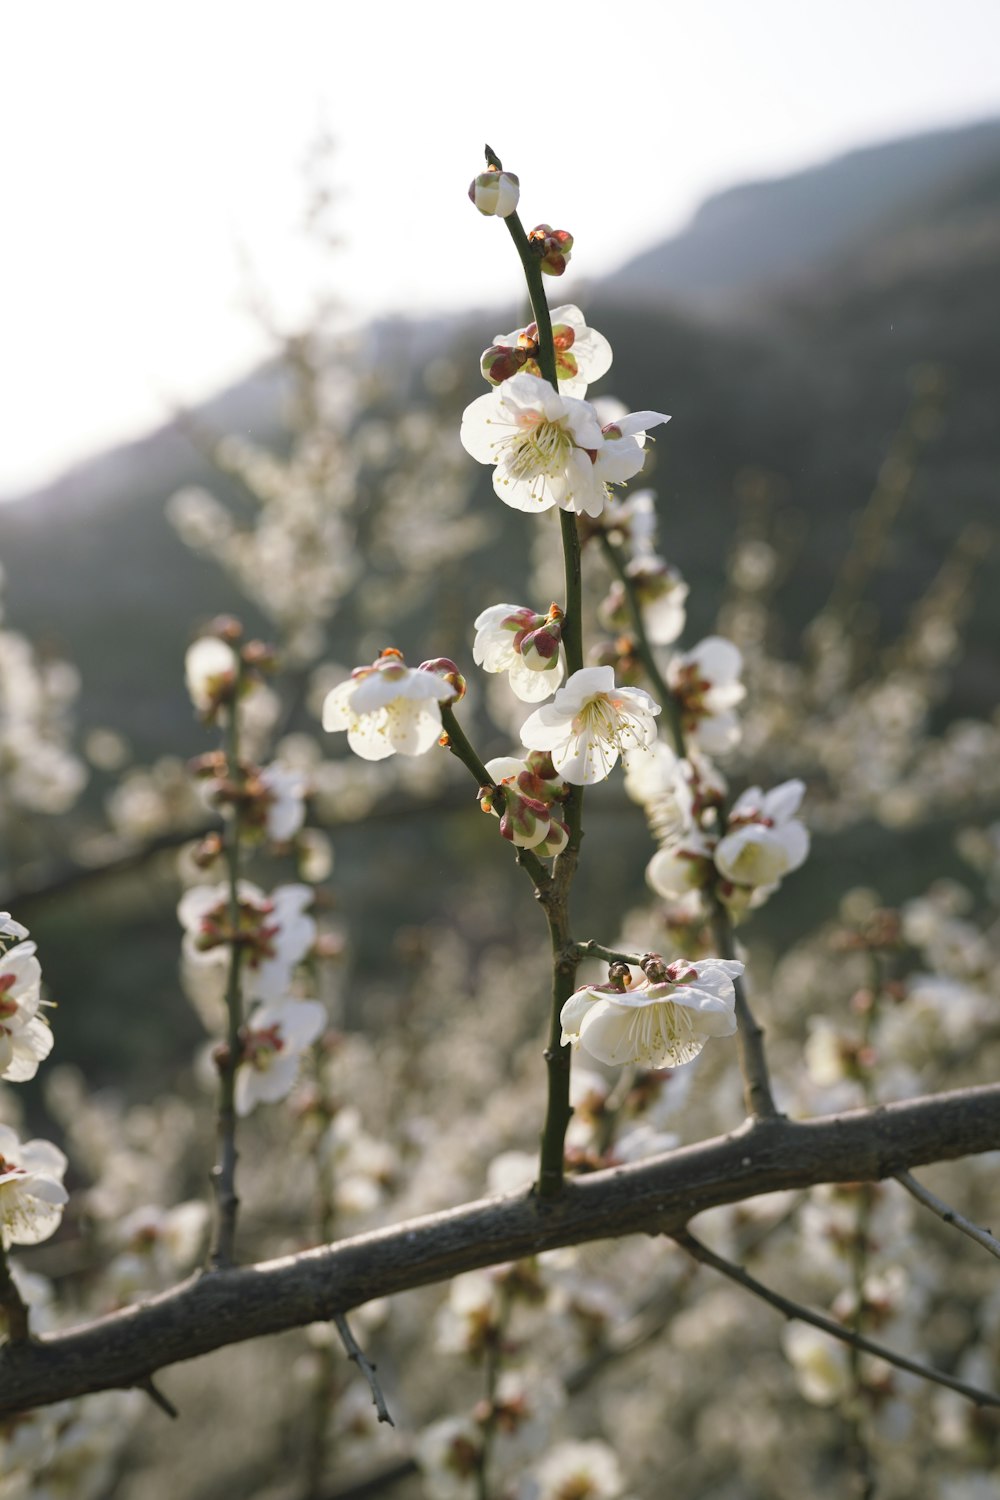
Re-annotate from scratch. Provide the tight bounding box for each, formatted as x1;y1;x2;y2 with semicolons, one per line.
531;1438;627;1500
235;998;326;1116
714;779;810;895
0;941;52;1082
460;372;667;519
560;959;743;1069
667;636;745;754
184;636;238;713
322;649;455;761
519;667;660;785
178;880;316;1010
473;603;564;702
482;304;612;397
0;1125;68;1247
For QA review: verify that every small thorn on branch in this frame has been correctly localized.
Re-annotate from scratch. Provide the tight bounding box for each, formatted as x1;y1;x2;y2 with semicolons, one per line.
334;1311;394;1426
136;1374;179;1419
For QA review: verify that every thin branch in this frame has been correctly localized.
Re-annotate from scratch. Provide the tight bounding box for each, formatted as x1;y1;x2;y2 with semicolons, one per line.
896;1169;1000;1263
710;900;780;1120
3;1084;1000;1414
673;1228;1000;1410
333;1312;394;1427
570;940;647;969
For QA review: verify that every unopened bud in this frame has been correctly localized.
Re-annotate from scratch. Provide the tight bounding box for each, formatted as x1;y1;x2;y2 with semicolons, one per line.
528;224;573;276
469;168;520;217
206;615;243;643
420;657;467;701
480;342;530;386
242;639;279;672
193;832;224;869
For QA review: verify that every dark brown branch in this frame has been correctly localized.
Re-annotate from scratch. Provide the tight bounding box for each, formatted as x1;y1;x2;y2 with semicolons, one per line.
673;1227;1000;1409
896;1170;1000;1263
3;1084;1000;1415
333;1312;394;1427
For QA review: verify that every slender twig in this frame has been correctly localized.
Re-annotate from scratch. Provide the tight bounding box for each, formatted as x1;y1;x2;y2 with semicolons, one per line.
4;1085;1000;1415
570;940;647;969
896;1170;1000;1263
709;900;780;1120
333;1313;393;1427
438;703;550;893
210;678;248;1269
673;1228;1000;1410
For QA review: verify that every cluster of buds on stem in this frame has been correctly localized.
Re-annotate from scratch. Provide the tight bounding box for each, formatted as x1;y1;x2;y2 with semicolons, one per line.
185;616;279;724
529;223;573;276
480;751;569;856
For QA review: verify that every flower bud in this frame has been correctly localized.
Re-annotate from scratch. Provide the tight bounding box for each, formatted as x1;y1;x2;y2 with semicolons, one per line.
518;613;563;672
529;224;573;276
469;168;520;217
480;342;530;386
419;657;466;701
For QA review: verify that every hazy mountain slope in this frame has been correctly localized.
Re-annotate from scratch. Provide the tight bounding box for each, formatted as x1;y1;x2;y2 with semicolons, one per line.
606;117;1000;308
0;118;997;761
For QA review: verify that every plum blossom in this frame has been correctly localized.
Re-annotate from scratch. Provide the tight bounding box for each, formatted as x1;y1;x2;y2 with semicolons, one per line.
560;959;743;1069
0;940;52;1083
258;765;308;841
473;602;564;702
0;1125;68;1247
0;913;29;945
600;557;688;646
235;998;326;1116
480;304;612;397
714;780;810;900
482;753;568;855
531;1439;627;1500
460;372;668;519
667;636;745;753
519;667;660;785
185;636;239;715
646;831;716;901
322;649;456;761
178;880;316;1007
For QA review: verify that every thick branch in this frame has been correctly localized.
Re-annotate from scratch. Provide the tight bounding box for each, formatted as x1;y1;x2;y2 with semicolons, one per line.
3;1085;1000;1414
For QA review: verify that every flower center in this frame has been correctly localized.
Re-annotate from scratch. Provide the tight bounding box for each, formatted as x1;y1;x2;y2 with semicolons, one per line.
502;417;572;482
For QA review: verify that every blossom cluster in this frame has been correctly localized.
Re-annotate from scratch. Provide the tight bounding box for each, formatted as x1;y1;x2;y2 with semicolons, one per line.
0;915;67;1256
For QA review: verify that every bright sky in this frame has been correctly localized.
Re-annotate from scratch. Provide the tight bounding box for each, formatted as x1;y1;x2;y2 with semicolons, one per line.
3;0;998;497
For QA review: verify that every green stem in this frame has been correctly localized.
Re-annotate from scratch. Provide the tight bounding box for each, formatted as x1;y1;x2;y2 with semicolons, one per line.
439;704;550;892
490;153;588;1197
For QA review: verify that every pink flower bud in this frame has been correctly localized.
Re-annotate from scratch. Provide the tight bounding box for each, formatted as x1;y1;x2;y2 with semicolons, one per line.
529;224;574;276
469;168;520;217
419;658;467;701
480;343;530;386
518;618;563;671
